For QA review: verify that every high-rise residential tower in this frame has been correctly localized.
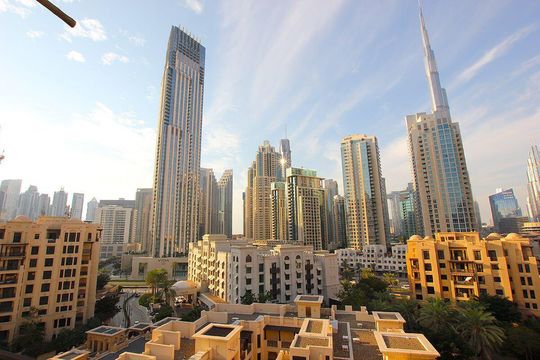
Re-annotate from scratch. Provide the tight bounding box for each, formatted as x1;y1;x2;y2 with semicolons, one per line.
94;204;135;259
51;187;68;217
341;134;388;249
151;26;205;257
16;185;40;220
70;192;85;220
217;169;233;239
271;182;287;240
244;141;281;240
489;188;522;231
323;179;339;250
135;188;153;253
279;138;291;181
0;179;22;221
199;168;218;237
85;197;98;222
406;8;476;237
37;193;50;217
387;183;417;241
527;145;540;221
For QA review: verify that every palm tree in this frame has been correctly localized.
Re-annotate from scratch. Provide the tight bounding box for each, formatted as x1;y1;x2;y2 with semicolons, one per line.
393;299;421;331
382;272;398;287
340;260;354;281
418;298;456;334
161;280;177;306
145;268;168;297
360;267;374;279
457;307;505;360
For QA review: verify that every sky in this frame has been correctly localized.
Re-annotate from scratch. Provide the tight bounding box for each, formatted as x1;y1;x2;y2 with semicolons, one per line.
1;0;540;234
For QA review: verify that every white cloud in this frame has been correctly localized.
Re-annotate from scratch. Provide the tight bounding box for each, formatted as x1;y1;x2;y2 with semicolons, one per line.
61;18;107;42
453;24;537;86
128;35;146;47
26;30;44;39
0;103;155;204
181;0;203;14
101;52;129;65
66;50;85;63
0;0;32;17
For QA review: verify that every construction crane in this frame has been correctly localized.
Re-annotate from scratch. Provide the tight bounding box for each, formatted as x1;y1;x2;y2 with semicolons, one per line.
36;0;76;28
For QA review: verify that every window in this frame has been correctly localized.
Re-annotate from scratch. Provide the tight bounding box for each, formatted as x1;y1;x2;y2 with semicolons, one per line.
246;255;252;263
259;274;264;283
23;298;31;307
523;290;529;298
246;278;251;285
25;285;33;294
488;250;497;261
492;264;499;270
518;264;524;272
44;258;53;267
425;264;432;271
427;287;434;294
246;267;251;274
437;250;444;259
39;297;48;305
27;272;35;281
494;277;501;283
441;274;447;280
426;275;433;282
34;233;39;240
259;264;264;272
478;276;485;284
13;232;22;243
31;247;39;255
29;259;37;268
423;251;430;260
442;286;449;291
43;271;52;280
528;277;533;286
531;290;536;299
496;289;503;295
525;264;531;273
521;277;526;285
474;251;481;260
476;264;484;272
41;284;50;292
46;246;55;255
439;263;446;269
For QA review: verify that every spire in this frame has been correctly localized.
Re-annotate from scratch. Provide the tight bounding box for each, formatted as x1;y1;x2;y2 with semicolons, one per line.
418;2;449;114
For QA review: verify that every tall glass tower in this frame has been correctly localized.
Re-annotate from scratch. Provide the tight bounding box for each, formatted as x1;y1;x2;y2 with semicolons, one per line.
527;145;540;222
406;7;476;237
151;26;205;257
489;188;522;231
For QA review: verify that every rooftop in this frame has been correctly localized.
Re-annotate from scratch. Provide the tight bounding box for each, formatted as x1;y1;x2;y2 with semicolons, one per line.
295;295;323;303
294;335;329;348
203;325;234;337
87;326;125;336
383;335;423;350
305;319;324;334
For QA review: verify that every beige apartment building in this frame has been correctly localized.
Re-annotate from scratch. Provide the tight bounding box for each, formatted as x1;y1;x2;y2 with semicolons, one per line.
0;216;100;344
52;295;440;360
188;235;340;304
406;232;540;316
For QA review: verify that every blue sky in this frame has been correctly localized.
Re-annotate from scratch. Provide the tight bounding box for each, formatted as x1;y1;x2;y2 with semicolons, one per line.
1;0;539;233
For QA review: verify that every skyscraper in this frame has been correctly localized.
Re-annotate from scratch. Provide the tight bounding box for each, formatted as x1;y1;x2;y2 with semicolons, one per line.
489;188;522;231
341;134;388;249
279;138;291;180
51;187;68;217
217;169;233;239
70;192;85;220
271;181;287;240
286;167;327;250
85;197;98;222
0;179;22;221
526;145;540;221
151;26;205;257
406;8;476;237
388;183;417;241
244;141;281;240
16;185;40;220
38;193;50;217
94;205;135;260
333;195;347;248
199;168;218;237
135;188;153;253
323;179;339;250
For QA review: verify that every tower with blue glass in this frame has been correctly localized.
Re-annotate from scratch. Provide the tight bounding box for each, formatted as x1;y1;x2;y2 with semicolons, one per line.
406;7;477;237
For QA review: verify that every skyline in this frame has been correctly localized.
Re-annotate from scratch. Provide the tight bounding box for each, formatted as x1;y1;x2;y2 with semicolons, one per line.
1;1;540;233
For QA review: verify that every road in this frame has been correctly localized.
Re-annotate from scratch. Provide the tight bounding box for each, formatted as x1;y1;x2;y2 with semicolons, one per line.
110;293;151;327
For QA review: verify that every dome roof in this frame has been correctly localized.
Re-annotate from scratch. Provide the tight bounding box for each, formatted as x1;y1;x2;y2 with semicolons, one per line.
171;280;199;293
505;233;520;240
486;233;501;240
408;235;423;241
12;215;32;222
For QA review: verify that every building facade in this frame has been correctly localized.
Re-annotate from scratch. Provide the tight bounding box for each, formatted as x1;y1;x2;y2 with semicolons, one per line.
134;188;153;254
0;216;100;344
16;185;40;220
332;195;347;249
286;168;327;250
70;193;85;220
336;244;407;276
387;183;417;242
406;10;476;237
94;205;135;260
51;188;68;217
217;169;233;239
188;235;340;305
85;197;98;222
244;141;281;240
406;232;540;316
0;179;22;221
38;193;51;218
527;145;540;222
199;168;219;237
271;182;288;241
341;134;389;249
151;26;205;257
489;188;522;231
323;179;339;250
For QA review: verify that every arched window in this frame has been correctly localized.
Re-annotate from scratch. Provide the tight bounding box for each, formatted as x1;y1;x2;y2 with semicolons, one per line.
296;255;301;260
284;256;290;261
246;255;252;263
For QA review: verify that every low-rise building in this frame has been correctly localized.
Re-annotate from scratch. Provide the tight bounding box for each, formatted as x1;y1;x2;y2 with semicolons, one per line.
336;244;407;276
0;216;100;344
406;232;540;316
53;295;440;360
188;235;340;304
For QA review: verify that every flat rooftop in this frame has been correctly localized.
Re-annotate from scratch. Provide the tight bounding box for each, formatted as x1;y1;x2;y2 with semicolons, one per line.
227;312;264;323
352;330;382;360
383;334;424;351
378;313;398;320
335;313;376;330
130;323;152;330
203;325;234;337
264;324;301;333
295;295;323;303
152;317;181;327
54;350;89;360
294;335;329;348
100;336;196;360
88;326;125;336
305;320;324;334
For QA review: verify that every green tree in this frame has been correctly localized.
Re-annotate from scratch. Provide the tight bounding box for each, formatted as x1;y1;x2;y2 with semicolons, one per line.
337;280;368;310
161;280;177;306
257;291;273;303
391;299;421;332
94;294;120;321
154;304;174;322
11;319;51;356
340;260;354;281
456;306;505;359
182;306;203;322
145;268;168;296
505;324;540;360
139;293;153;308
475;294;521;323
418;298;456;334
241;291;256;305
96;271;111;290
360;267;374;279
382;272;398;287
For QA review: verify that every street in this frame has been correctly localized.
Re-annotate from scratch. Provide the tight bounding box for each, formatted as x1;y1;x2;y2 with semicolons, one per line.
110;293;151;327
